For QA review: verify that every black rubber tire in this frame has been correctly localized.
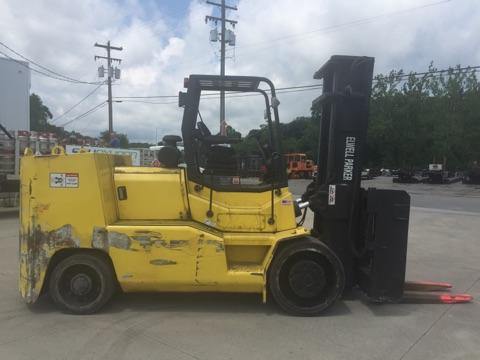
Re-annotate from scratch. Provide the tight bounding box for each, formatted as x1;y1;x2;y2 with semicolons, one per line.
49;253;115;314
268;237;345;316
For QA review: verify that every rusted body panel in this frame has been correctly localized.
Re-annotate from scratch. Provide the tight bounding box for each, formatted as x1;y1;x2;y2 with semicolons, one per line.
19;153;127;303
19;224;80;302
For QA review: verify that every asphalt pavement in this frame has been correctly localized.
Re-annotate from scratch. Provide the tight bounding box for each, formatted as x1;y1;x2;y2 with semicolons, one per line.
0;178;479;360
289;177;480;213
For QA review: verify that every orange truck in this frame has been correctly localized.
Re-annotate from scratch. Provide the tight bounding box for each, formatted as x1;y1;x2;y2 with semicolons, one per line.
285;153;315;179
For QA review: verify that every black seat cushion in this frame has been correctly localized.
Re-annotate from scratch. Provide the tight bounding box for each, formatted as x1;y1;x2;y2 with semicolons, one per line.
158;146;180;168
205;146;237;176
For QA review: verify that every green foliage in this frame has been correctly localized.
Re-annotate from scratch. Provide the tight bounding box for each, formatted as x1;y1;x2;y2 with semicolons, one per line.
233;118;319;160
29;94;133;149
118;133;129;148
279;117;319;159
128;142;153;149
29;93;71;138
30;93;53;131
226;125;241;138
367;64;480;169
239;63;480;170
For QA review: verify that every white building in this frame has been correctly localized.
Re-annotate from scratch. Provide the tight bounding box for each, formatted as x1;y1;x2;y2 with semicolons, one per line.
0;57;30;131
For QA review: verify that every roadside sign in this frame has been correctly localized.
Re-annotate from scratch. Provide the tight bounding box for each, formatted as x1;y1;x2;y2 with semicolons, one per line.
65;145;141;166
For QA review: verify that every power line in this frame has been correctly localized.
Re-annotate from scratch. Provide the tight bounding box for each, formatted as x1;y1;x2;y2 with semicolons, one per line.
0;49;104;85
51;82;106;123
0;49;88;82
0;41;103;85
60;102;107;128
202;85;324;99
118;99;179;105
151;0;454;72
56;65;478;129
113;94;178;99
116;86;324;104
59;101;107;128
226;0;454;57
112;65;479;100
113;83;324;99
0;0;455;87
60;70;477;126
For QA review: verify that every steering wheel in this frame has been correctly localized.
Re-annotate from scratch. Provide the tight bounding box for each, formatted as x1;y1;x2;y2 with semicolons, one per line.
254;138;269;162
197;122;211;138
254;138;278;181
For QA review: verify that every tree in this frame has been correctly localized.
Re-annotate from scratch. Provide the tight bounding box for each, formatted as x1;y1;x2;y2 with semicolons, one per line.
225;125;241;138
367;64;480;170
30;93;53;131
129;142;153;149
235;62;480;171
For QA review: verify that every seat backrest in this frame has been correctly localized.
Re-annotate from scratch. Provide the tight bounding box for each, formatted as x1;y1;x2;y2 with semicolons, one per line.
158;146;180;168
205;145;237;176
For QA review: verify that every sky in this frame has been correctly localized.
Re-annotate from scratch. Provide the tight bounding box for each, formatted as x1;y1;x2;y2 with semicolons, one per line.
0;0;479;143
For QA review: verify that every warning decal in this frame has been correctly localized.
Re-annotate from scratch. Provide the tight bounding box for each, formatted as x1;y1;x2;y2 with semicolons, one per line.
328;184;336;205
50;173;79;188
65;173;79;188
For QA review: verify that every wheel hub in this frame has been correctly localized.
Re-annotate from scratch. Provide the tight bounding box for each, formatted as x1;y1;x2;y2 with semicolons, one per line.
70;273;93;296
288;260;326;298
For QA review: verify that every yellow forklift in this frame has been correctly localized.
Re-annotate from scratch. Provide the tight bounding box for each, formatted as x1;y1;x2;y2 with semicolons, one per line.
19;55;471;315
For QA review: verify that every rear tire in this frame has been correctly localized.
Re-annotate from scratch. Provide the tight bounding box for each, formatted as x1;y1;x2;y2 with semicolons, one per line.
49;253;115;314
268;237;345;316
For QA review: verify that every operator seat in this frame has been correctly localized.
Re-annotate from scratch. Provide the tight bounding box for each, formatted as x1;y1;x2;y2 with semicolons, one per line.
194;122;239;176
157;135;182;168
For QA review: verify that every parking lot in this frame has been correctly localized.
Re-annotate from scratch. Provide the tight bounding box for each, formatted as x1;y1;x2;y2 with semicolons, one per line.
0;178;479;360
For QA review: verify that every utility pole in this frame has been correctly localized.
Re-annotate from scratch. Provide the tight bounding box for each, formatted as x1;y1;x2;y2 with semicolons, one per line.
206;1;237;135
94;41;122;134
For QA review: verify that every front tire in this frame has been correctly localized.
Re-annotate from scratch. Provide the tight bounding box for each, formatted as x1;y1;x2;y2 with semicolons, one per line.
268;237;345;316
49;253;115;314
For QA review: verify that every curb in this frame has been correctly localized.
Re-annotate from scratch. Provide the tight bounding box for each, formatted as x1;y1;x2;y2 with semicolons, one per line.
0;207;19;218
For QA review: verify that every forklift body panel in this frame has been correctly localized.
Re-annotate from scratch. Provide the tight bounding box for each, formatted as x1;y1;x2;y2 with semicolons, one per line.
19;145;305;304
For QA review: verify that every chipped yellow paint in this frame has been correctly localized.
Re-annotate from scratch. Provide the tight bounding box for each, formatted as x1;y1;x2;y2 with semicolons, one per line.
19;153;127;302
19;152;309;303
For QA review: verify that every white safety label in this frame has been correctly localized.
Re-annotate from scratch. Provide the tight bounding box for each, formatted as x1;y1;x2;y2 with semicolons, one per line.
65;173;79;188
50;173;79;188
343;136;356;181
328;184;336;205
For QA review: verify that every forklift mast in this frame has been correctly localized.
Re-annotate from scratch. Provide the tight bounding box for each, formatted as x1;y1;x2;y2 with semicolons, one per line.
305;55;411;301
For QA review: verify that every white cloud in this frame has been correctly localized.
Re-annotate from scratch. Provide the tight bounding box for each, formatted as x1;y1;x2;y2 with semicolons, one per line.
0;0;479;142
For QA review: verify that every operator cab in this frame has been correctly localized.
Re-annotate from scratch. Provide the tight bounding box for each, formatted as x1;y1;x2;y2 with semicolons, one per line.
179;75;287;192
